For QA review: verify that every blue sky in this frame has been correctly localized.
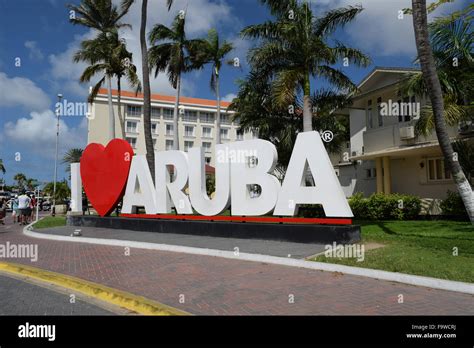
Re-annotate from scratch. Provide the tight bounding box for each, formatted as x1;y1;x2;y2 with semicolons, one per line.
0;0;468;186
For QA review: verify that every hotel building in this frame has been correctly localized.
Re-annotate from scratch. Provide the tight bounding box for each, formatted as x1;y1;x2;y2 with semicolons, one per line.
88;88;256;166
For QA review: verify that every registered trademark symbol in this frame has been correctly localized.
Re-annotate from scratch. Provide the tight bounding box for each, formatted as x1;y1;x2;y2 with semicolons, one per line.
321;130;334;143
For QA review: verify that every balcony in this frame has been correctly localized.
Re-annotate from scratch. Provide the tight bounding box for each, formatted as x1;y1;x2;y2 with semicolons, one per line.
363;123;459;154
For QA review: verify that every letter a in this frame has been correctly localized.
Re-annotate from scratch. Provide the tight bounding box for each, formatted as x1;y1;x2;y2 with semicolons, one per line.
274;131;353;217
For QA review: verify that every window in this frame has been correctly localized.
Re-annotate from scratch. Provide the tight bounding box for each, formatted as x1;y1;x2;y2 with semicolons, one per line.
126;137;137;149
151;107;161;119
205;157;211;165
220;129;229;139
236;129;244;141
428;158;451;181
202;127;212;138
153;139;157;148
367;100;373;129
165;140;174;150
377;97;383;127
202;142;212;153
184;125;195;137
151;123;158;134
163;108;173;120
365;168;376;179
127;105;142;117
200;112;215;123
126;121;139;134
184;141;194;152
166;124;174;136
233;117;240;126
183;110;197;122
220;113;230;125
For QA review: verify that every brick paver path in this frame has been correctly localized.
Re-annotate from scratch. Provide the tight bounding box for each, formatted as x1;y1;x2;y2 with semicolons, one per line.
0;215;473;315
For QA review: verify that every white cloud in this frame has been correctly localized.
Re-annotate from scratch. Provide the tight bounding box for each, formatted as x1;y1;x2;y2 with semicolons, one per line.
118;0;238;96
223;93;237;102
3;110;88;159
48;31;96;98
0;72;51;110
24;41;44;60
47;0;240;100
315;0;467;57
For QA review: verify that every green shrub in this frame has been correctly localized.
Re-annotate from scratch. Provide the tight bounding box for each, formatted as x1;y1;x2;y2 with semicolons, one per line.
440;191;468;218
348;192;369;219
349;193;421;220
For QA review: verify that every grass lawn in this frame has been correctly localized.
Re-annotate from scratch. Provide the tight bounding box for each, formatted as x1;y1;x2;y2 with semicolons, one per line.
33;216;67;229
311;220;474;283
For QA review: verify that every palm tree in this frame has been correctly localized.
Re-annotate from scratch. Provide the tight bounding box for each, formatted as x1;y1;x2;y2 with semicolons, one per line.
230;70;352;177
68;0;133;32
26;178;39;191
69;0;134;140
0;159;5;174
193;29;234;144
62;148;84;172
74;30;141;139
135;0;174;179
148;12;204;150
13;173;27;190
411;0;473;224
241;0;370;132
401;5;473;136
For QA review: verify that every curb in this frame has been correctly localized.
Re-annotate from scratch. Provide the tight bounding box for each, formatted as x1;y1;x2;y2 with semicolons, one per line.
24;224;474;296
0;260;189;316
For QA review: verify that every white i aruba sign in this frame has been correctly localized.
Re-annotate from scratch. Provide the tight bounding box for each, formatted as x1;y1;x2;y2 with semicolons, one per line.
71;131;353;219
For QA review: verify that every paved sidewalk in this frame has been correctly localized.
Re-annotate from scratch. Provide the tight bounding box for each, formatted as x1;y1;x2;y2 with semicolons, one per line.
38;225;326;259
0;216;473;315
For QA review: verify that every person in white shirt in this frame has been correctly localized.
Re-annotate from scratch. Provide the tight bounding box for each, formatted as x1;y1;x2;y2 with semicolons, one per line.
17;190;31;225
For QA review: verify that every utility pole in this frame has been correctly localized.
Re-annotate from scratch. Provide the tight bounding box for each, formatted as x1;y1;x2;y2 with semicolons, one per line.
52;94;63;217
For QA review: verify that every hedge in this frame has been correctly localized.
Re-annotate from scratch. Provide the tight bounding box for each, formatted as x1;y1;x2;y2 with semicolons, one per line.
296;193;421;220
349;193;421;220
440;190;469;218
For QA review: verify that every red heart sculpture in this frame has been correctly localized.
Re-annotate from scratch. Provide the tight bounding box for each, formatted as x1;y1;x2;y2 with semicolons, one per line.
80;139;134;217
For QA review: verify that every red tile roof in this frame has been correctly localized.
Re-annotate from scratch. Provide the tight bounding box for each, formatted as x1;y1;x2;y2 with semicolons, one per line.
97;88;231;108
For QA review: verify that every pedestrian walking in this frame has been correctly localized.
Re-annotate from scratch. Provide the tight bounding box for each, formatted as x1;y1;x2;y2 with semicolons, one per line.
30;194;37;221
0;198;6;225
17;190;31;226
11;195;19;223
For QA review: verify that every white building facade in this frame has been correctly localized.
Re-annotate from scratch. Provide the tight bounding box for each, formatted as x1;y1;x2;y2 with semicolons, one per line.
333;67;473;204
88;89;256;166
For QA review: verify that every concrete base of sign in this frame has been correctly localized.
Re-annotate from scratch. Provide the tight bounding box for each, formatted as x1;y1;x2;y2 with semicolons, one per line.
67;215;361;245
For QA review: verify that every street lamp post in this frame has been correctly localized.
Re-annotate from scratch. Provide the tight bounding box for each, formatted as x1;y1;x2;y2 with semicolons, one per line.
52;94;63;217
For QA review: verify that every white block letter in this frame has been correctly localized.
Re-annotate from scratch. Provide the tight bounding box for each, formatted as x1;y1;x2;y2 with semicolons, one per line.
122;156;157;214
70;163;82;213
229;140;280;216
155;150;193;214
274;131;353;217
188;145;230;215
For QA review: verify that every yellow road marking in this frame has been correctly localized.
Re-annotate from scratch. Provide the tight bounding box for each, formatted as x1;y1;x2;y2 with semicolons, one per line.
0;262;190;316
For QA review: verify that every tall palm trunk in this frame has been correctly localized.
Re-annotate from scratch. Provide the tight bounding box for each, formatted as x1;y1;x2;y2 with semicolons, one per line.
140;0;155;180
106;75;116;140
303;74;312;132
172;74;181;150
412;0;474;224
215;70;221;144
117;77;126;139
